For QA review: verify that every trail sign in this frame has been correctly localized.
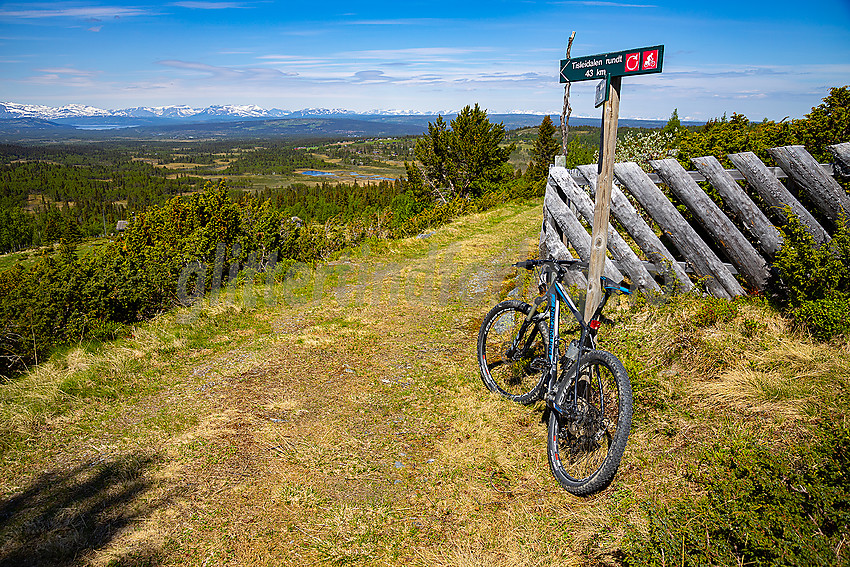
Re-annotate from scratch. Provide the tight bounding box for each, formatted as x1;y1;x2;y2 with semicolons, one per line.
560;45;664;83
555;42;664;321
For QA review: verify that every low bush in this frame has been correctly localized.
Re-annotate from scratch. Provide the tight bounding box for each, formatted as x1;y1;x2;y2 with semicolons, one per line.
774;213;850;340
0;181;396;377
622;419;850;566
790;294;850;341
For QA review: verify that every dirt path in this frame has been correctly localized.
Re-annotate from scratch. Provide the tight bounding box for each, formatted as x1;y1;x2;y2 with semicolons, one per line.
1;201;629;567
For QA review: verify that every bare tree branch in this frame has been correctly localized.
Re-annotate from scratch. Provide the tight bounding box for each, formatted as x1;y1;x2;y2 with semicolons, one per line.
560;31;576;159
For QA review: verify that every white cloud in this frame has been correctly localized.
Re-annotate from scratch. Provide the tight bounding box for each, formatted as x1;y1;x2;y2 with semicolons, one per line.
169;2;250;9
0;4;150;19
157;59;298;80
337;47;494;62
21;66;100;87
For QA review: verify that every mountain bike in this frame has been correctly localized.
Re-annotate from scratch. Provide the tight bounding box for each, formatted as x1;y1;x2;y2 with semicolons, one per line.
476;258;633;495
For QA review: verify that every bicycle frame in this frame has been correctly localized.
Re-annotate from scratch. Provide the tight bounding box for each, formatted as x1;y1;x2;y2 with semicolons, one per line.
518;261;628;415
478;258;634;495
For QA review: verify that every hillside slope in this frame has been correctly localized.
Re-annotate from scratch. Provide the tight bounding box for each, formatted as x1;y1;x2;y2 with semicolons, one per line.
1;199;847;566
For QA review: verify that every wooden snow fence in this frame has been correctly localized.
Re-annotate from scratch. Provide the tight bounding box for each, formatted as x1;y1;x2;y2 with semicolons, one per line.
539;142;850;298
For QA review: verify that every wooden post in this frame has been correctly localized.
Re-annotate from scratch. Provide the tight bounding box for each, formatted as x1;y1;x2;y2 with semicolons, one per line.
615;162;743;299
727;151;830;244
768;145;850;227
585;76;621;322
579;164;693;292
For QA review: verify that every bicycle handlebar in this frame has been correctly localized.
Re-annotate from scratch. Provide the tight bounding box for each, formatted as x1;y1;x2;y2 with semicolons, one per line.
513;258;632;295
512;258;587;271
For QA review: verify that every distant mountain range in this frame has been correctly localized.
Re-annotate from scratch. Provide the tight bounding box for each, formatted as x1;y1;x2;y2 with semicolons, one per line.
0;102;465;122
0;101;680;143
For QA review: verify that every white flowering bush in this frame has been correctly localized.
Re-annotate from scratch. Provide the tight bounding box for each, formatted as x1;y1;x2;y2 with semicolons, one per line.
595;130;677;172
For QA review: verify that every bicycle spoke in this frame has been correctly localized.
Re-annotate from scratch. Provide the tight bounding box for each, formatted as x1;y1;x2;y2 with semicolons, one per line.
548;351;631;494
477;301;548;404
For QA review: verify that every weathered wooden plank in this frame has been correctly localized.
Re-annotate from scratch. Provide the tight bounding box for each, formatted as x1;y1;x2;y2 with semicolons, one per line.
828;142;850;178
548;167;660;292
692;155;783;258
544;180;624;282
619;260;738;276
727;151;830;244
539;208;588;289
651;158;770;291
576;164;691;292
614;161;742;299
768;145;850;226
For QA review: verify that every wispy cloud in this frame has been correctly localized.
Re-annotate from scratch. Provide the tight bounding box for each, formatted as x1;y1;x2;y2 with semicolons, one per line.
352;70;395;83
337;47;494;63
549;1;658;7
22;66;99;87
157;59;297;80
37;66;97;75
0;3;150;19
170;2;250;9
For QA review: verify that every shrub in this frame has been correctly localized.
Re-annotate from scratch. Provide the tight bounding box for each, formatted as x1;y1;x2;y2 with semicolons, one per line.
691;295;739;328
675;113;796;169
622;420;850;566
793;85;850;162
790;294;850;341
774;213;850;339
0;181;387;377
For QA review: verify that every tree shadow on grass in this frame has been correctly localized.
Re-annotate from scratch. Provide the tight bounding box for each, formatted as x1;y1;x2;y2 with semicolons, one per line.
0;451;169;566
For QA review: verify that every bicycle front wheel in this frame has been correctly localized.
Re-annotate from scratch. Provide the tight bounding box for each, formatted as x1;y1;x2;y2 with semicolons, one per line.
547;350;632;495
477;300;548;405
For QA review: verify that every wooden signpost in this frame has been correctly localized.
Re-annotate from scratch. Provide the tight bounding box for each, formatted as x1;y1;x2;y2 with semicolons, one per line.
560;45;664;320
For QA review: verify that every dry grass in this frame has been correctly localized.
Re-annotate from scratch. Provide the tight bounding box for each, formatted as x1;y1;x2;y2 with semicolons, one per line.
2;199;848;566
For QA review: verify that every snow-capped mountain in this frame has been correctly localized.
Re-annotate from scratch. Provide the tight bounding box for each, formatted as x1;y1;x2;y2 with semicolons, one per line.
112;105;199;118
0;102;392;122
196;104;283;118
0;102;111;119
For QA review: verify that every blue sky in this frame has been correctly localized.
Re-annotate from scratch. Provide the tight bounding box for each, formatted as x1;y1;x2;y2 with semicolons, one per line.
1;1;848;121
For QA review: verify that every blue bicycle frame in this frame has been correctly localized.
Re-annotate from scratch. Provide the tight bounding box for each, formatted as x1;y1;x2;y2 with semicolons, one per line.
515;259;631;414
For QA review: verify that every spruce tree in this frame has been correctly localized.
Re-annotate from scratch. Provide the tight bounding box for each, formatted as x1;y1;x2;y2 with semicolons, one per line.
526;115;561;183
662;108;681;134
413;104;514;198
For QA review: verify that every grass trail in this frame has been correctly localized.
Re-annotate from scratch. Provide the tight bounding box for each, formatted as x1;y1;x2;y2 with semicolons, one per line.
2;198;847;566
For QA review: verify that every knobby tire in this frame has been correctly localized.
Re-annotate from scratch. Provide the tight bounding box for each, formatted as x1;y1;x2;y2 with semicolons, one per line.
547;349;632;495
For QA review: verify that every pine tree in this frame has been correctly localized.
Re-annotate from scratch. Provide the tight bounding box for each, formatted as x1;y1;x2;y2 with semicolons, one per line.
662;108;681;135
413;104;515;198
526;115;561;183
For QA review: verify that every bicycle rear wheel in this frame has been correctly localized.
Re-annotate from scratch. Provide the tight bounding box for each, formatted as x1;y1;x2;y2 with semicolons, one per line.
477;300;548;405
547;350;632;495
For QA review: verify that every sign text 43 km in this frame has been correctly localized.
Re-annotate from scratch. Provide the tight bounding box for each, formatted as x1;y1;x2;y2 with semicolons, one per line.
560;45;664;83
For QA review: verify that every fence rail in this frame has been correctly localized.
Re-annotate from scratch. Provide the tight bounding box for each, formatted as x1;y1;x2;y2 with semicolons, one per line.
540;142;850;297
